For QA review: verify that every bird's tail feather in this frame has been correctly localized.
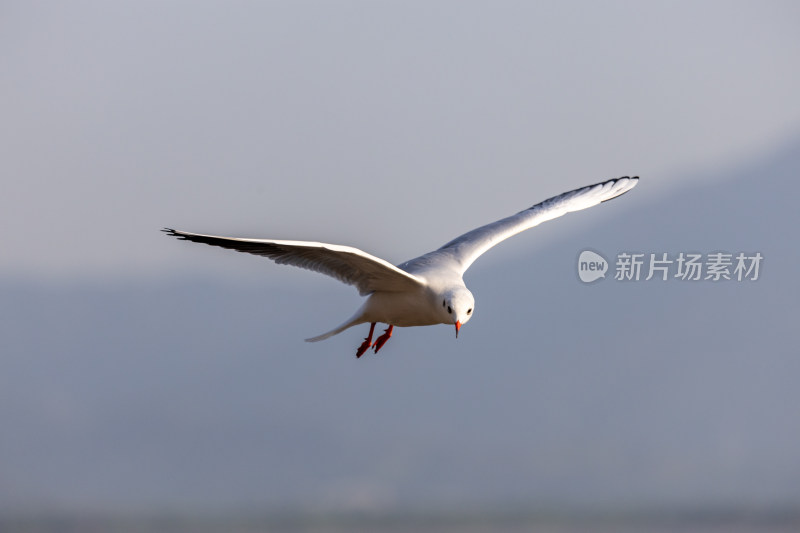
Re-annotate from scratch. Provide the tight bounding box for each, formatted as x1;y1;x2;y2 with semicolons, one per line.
305;308;365;342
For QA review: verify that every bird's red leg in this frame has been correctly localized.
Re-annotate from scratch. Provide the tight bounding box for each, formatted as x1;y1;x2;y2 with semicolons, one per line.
356;323;376;358
373;325;394;354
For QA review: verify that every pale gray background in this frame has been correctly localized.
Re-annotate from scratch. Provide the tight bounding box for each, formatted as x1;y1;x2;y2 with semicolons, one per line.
1;0;799;528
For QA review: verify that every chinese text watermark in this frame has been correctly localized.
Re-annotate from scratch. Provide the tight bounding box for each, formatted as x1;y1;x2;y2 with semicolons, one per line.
578;251;762;283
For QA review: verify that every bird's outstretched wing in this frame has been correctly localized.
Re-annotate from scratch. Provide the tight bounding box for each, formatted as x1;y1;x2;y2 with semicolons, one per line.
163;229;425;296
405;176;638;274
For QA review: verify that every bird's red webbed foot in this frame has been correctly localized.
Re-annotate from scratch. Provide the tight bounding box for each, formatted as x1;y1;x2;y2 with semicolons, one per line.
373;325;393;354
356;323;376;358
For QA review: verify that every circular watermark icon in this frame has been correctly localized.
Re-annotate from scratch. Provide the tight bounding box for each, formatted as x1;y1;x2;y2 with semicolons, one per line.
577;250;608;283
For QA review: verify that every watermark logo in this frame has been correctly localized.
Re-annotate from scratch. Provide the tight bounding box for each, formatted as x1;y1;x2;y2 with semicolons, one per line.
577;250;763;283
577;250;608;283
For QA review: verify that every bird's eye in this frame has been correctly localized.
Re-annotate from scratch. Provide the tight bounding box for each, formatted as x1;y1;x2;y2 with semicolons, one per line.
467;308;472;314
447;306;452;314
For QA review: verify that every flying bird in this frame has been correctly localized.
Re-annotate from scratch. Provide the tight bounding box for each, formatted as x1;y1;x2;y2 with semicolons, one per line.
164;176;638;357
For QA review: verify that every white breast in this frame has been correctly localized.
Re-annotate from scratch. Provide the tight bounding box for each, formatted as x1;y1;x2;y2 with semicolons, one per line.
361;289;443;327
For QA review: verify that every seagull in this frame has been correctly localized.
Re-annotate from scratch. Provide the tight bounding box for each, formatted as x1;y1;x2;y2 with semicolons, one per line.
164;176;638;357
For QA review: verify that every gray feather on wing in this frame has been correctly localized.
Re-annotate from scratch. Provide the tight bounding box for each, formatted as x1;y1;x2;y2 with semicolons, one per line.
402;176;638;274
163;229;425;296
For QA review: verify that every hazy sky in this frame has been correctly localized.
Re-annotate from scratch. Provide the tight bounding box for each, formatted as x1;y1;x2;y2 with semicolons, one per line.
2;1;799;281
2;2;800;518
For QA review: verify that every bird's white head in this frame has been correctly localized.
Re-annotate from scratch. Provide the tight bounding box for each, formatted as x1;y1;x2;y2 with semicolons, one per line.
440;288;475;338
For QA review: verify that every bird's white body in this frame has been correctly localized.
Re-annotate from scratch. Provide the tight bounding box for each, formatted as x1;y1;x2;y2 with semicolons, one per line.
361;288;445;328
165;176;638;356
311;272;471;340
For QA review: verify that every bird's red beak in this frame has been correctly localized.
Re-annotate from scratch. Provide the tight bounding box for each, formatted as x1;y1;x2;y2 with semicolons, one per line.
455;320;461;338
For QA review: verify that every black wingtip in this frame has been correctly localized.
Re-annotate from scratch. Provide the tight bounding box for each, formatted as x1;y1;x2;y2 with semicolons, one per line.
162;228;184;239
